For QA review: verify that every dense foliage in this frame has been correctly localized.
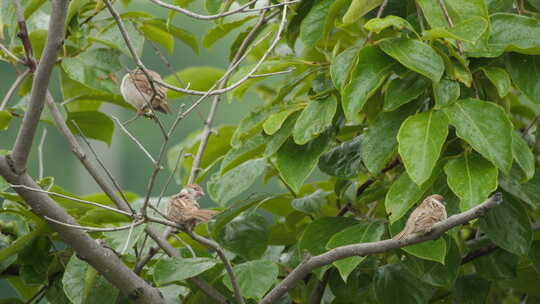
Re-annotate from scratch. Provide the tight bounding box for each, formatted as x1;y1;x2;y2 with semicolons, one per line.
2;0;540;303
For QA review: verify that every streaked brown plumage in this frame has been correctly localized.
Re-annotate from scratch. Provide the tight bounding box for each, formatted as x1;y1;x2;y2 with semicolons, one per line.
392;194;447;240
120;68;170;116
167;184;219;229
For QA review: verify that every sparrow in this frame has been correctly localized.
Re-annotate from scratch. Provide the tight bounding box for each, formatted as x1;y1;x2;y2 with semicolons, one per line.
392;194;447;240
120;68;171;116
167;184;219;229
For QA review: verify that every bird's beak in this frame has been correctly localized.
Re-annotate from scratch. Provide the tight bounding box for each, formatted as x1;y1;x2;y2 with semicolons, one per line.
199;190;206;197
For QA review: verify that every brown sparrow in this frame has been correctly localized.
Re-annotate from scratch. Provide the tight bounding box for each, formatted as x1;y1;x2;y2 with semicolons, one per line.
120;68;171;116
167;184;219;229
392;194;447;240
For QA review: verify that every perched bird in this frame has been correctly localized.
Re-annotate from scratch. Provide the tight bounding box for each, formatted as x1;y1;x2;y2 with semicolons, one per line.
167;184;219;229
120;68;171;116
392;194;447;240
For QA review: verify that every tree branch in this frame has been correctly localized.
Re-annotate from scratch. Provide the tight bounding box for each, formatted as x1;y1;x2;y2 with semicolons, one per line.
11;0;37;71
260;193;503;304
0;156;165;303
10;0;67;172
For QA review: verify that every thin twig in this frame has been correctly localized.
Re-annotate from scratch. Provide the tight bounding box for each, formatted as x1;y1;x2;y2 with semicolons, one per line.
37;128;47;180
10;184;132;217
149;0;298;20
44;216;144;232
111;115;156;163
415;1;426;32
172;234;196;257
121;221;137;255
0;69;30;110
11;0;36;71
187;230;244;304
0;42;23;63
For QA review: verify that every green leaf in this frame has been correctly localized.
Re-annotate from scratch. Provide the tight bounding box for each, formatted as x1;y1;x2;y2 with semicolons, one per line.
444;99;513;173
263;105;304;135
433;78;460;109
529;241;540;274
331;46;359;90
95;21;143;57
264;111;300;156
473;249;517;280
342;46;396;124
223;260;278;299
326;221;385;281
318;135;363;178
390;217;447;263
143;19;199;54
165;66;225;99
275;131;331;194
423;17;488;43
402;238;460;288
299;217;358;255
28;29;47;59
139;23;174;54
62;255;119;304
220;135;265;175
479;196;532;256
342;0;383;24
451;275;490;304
103;224;146;253
291;189;329;217
362;103;416;174
499;168;540;209
480;66;511;98
506;53;540;104
217;213;269;260
66;111;114;145
398;110;448;185
61;48;122;93
512;132;535;181
384;72;430;112
374;264;433;304
293;95;337;145
0;110;12;131
203;16;256;48
365;15;417;35
300;0;334;45
205;0;221;13
488;13;540;56
153;257;218;285
379;38;444;82
386;163;443;223
207;158;267;206
210;195;269;239
444;153;498;212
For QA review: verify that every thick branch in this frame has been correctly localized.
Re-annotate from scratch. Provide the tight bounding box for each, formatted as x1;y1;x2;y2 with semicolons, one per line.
260;193;503;304
0;156;164;303
10;0;67;171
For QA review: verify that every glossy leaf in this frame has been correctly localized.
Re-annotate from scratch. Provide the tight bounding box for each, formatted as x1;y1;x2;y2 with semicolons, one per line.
433;78;460;109
153;257;218;285
66;111;115;145
423;17;488;43
384;73;430;112
506;52;540;104
95;20;143;57
291;190;329;217
331;46;359;89
293;95;337;145
223;260;278;299
220;135;265;175
481;66;511;97
386;163;443;223
326;221;385;281
479;196;532;256
488;13;540;56
374;264;433;304
264;111;300;156
499;169;540;209
379;38;444;82
318;135;363;178
342;46;395;124
299;217;358;256
207;158;266;205
473;249;518;280
139;23;174;54
217;213;269;260
398;110;449;185
444;99;513;173
143;19;199;54
364;15;417;35
275;131;331;194
342;0;383;24
363;103;416;174
0;110;12;131
165;66;225;99
263;105;303;135
210;195;268;239
300;0;333;45
512;132;535;181
444;153;498;212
